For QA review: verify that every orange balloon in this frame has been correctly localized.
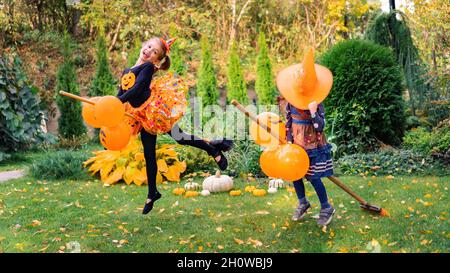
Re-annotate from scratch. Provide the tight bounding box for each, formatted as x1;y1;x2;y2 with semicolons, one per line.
94;96;125;128
82;97;101;128
99;121;131;151
260;146;280;178
275;144;310;182
250;112;286;148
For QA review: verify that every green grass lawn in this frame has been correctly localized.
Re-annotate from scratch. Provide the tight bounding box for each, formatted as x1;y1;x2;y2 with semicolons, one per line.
0;171;448;253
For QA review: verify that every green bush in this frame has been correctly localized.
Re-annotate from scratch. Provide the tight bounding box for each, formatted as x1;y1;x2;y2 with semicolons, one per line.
335;149;449;176
320;39;406;155
255;32;277;105
403;121;450;157
175;145;217;175
227;140;263;177
0;151;10;163
227;42;248;104
55;33;86;138
88;34;117;97
29;150;90;180
0;53;47;152
196;36;218;107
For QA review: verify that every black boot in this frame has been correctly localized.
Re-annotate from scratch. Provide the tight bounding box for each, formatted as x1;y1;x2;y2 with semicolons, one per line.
209;138;234;152
142;191;162;215
212;150;228;171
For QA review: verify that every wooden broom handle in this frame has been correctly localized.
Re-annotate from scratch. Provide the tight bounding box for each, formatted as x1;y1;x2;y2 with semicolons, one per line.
231;99;287;145
230;99;369;205
59;91;135;119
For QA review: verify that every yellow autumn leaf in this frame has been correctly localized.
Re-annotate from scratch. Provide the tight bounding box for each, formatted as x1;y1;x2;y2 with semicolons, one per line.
156;171;163;184
163;165;181;182
134;152;145;162
157;159;169;173
104;167;125;184
100;161;115;181
123;166;135;185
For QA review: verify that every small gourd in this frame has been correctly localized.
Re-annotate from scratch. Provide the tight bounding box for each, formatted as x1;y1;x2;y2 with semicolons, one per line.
252;189;267;197
229;190;242;196
267;187;277;194
185;191;199;198
269;179;284;189
184;182;200;191
201;190;210;196
202;170;233;193
173;188;186;196
245;185;256;193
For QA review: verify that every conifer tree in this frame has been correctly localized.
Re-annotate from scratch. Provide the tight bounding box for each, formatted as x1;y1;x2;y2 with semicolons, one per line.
196;36;218;107
227;42;248;104
255;32;277;105
89;33;116;97
56;33;86;138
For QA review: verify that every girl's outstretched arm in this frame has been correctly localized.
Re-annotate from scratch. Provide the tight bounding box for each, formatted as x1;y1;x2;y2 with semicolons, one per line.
117;63;154;103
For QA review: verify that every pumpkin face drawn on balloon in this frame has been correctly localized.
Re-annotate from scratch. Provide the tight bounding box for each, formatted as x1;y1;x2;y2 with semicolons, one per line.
121;71;136;91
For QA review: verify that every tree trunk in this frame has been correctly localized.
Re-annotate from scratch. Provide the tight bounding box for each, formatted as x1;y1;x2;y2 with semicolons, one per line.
389;0;396;10
109;20;122;52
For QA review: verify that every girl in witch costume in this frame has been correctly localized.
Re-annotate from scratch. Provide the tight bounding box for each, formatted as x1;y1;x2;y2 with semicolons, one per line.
117;37;233;214
276;48;335;226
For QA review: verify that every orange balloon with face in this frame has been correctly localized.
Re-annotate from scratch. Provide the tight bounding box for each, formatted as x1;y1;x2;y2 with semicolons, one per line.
94;96;125;128
250;112;286;148
81;97;102;128
275;143;310;182
99;121;131;151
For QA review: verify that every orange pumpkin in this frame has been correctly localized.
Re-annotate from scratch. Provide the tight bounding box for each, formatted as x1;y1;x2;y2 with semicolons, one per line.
173;188;186;196
229;190;242;196
250;112;286;148
81;97;101;128
99;120;131;151
252;189;267;197
94;96;125;128
185;191;199;198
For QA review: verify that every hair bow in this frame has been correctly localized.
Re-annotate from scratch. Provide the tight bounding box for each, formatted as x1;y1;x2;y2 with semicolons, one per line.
160;38;177;54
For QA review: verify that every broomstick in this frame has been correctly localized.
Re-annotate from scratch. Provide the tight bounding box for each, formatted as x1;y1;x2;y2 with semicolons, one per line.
59;91;136;119
231;99;388;216
59;91;233;149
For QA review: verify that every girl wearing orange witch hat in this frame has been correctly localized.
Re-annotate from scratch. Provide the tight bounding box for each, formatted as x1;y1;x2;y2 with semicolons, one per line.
117;37;233;215
276;48;335;226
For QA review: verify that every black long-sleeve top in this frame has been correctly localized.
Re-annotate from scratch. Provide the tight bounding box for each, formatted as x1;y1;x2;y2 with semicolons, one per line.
116;62;155;108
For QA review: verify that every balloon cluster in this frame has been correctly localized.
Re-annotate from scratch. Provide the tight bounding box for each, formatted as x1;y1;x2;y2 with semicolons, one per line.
249;112;310;182
82;96;131;151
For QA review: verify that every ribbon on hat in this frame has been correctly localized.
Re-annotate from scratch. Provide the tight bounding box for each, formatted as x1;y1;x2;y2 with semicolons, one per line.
160;38;177;54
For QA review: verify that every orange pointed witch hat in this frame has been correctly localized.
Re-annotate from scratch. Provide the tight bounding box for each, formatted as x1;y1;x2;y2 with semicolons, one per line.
276;48;333;110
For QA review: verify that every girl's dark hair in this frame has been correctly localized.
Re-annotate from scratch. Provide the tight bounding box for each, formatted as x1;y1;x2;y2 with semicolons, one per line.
158;55;171;71
148;37;171;71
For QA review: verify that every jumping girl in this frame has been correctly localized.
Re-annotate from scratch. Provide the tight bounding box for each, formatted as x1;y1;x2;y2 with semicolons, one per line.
117;37;232;214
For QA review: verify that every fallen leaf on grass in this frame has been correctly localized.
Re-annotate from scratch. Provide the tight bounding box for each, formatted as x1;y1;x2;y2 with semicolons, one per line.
255;210;270;215
234;238;244;245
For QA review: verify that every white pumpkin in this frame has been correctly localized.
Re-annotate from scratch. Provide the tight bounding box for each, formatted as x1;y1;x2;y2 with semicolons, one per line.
269;179;284;189
267;187;278;194
184;182;200;191
201;190;211;196
202;170;233;193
